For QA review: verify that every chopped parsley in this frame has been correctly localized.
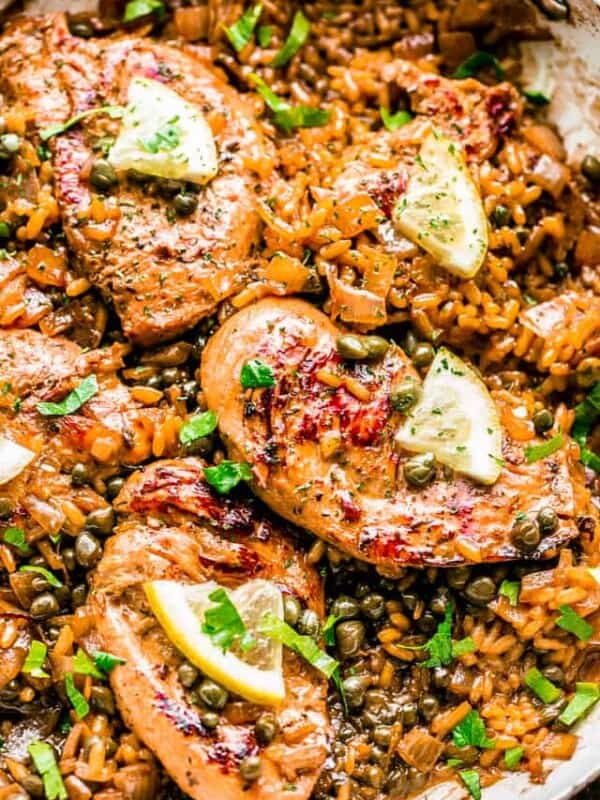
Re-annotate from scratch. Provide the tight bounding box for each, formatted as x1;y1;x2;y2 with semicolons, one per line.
64;672;89;719
498;579;520;606
36;375;98;417
261;612;339;678
19;565;63;588
204;460;253;494
556;605;593;641
504;745;524;769
22;641;49;679
40;107;123;142
258;25;273;47
459;769;481;800
525;431;564;463
249;73;330;133
240;359;276;388
524;667;561;704
179;410;218;446
454;51;505;80
224;3;263;52
417;604;474;667
202;587;255;651
93;651;126;674
139;117;181;153
559;682;600;726
72;648;104;679
380;107;413;131
322;614;340;647
3;526;30;555
452;710;495;749
523;90;550;106
123;0;165;22
272;10;310;67
572;381;600;473
28;741;67;800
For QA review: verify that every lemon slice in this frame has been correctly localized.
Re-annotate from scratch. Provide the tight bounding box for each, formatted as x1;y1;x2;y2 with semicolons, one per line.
0;437;35;485
395;348;502;485
109;77;218;185
144;578;285;705
393;131;488;278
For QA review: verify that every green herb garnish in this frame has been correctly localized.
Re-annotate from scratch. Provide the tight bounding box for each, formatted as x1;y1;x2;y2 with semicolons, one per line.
204;460;252;494
322;614;340;647
40;107;123;142
93;651;126;674
556;605;593;641
459;769;481;800
406;604;474;667
22;641;49;679
65;672;89;719
19;565;63;588
525;431;564;463
572;382;600;473
504;746;524;769
452;710;495;749
558;682;600;726
123;0;165;22
380;107;413;131
249;73;330;133
140;118;180;153
73;648;104;679
272;10;310;67
454;51;505;80
498;579;520;606
261;612;339;678
258;25;273;47
3;526;30;555
202;588;255;651
179;410;218;446
523;90;550;105
524;667;561;703
224;4;263;52
36;375;98;417
28;741;67;800
240;359;276;388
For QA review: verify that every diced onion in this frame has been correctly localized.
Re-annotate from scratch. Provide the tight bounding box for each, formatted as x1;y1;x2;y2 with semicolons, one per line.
0;436;35;485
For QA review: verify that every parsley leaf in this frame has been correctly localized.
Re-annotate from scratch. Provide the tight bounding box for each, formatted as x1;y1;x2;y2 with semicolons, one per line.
322;614;340;647
179;410;218;445
202;588;255;651
72;648;104;679
523;90;550;106
380;107;413;131
454;51;505;80
452;710;495;750
204;460;252;494
504;745;524;769
240;359;276;388
36;375;98;417
525;431;564;463
498;579;520;606
64;672;89;719
451;637;476;657
3;526;30;555
22;640;49;679
249;73;330;133
559;682;600;726
459;769;482;800
93;651;126;674
261;612;339;678
556;605;593;641
524;667;562;704
123;0;165;22
139;118;181;153
28;741;67;800
19;565;62;588
40;108;123;142
272;10;310;67
224;4;263;52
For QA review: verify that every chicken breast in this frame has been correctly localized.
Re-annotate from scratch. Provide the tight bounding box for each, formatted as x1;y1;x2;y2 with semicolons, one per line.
0;15;275;345
201;298;595;571
83;459;329;800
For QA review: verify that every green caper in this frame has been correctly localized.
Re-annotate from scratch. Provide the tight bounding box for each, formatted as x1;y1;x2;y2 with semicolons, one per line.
31;575;50;593
127;168;151;184
71;462;91;486
30;592;60;619
362;335;389;360
335;620;365;659
178;661;199;688
431;666;450;688
75;531;102;567
72;584;87;607
411;342;435;368
390;379;421;413
533;408;554;434
403;452;436;488
69;20;94;37
542;664;565;686
174;192;199;216
90;159;118;192
581;154;600;183
430;587;451;616
180;380;199;403
157;179;184;198
62;547;76;572
416;610;437;635
464;576;496;606
86;507;115;536
90;685;115;715
447;566;471;590
0;496;12;518
106;476;125;499
537;506;558;536
359;593;385;620
492;204;510;226
297;608;320;638
336;334;370;360
198;678;228;710
341;675;368;708
239;755;261;783
386;768;409;796
364;765;385;788
255;712;279;744
400;701;418;727
0;133;20;159
21;774;44;799
201;711;220;729
54;585;71;608
330;595;360;620
372;725;392;748
161;367;184;386
283;595;302;626
554;261;569;279
400;591;418;612
511;515;541;552
418;694;439;722
534;0;568;19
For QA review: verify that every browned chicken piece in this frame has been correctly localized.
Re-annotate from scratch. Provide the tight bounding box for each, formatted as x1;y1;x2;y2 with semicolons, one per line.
0;15;275;345
82;459;329;800
201;298;596;571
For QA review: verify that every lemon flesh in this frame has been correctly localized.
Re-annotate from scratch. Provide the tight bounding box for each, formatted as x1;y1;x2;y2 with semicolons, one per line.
144;579;285;705
393;131;488;278
0;436;35;486
109;77;218;185
396;348;503;485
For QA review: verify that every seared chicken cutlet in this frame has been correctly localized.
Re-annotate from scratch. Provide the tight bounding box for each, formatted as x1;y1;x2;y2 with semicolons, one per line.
201;298;595;571
0;15;274;345
82;459;329;800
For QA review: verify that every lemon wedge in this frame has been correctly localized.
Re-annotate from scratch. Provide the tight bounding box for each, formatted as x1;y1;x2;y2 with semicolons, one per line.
144;578;285;705
0;436;35;486
109;77;218;185
396;348;502;485
393;131;488;278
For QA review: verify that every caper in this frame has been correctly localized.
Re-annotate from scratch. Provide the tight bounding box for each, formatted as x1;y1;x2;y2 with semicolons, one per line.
538;697;566;724
411;342;435;368
86;507;115;536
72;583;87;607
400;590;418;612
373;724;392;748
447;565;471;590
554;261;569;279
537;506;558;536
581;154;600;183
418;693;439;722
542;664;565;686
283;595;301;626
492;204;510;226
464;575;496;606
127;168;151;184
336;334;370;360
180;380;199;402
239;755;261;783
0;133;20;159
183;435;213;456
341;675;368;708
400;701;418;727
364;765;384;789
75;531;102;567
71;462;91;486
146;374;163;389
30;592;60;619
31;575;50;593
511;515;541;552
386;768;409;796
335;620;365;659
362;335;389;360
201;711;219;729
431;665;450;688
297;608;320;638
390;379;421;413
330;595;360;620
359;592;385;620
255;712;279;744
106;476;125;499
416;610;437;635
178;661;199;688
90;685;115;715
430;587;451;616
90;159;118;192
157;179;184;198
69;20;94;37
21;774;44;799
534;0;568;19
55;585;71;608
198;678;228;710
161;367;185;386
533;408;554;434
0;496;12;518
403;452;435;488
62;547;76;572
174;192;199;216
